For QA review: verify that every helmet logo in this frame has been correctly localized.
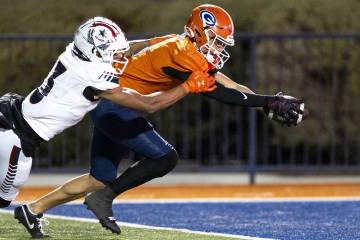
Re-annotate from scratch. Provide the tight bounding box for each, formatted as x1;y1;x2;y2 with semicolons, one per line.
87;29;95;45
99;29;107;38
94;28;108;43
89;27;112;51
96;29;111;50
200;10;216;27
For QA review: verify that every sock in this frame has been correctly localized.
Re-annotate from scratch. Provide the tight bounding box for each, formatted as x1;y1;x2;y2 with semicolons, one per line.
108;150;178;196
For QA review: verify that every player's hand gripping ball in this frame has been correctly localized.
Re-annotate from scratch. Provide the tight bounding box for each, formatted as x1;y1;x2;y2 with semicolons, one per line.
264;92;309;127
182;71;217;93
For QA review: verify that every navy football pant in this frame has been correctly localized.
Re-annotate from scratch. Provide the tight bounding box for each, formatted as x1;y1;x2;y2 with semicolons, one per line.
90;99;177;185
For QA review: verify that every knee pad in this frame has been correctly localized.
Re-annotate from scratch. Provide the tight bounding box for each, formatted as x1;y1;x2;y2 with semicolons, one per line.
0;197;11;208
153;149;179;177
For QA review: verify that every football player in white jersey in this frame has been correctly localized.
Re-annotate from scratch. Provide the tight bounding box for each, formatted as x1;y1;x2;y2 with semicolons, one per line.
0;16;215;234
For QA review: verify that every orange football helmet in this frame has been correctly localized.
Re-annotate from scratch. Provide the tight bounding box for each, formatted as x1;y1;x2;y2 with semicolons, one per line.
185;4;235;69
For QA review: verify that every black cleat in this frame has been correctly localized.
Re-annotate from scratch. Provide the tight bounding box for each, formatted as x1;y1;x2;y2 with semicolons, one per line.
14;204;49;239
99;217;121;234
0;197;11;208
84;191;121;234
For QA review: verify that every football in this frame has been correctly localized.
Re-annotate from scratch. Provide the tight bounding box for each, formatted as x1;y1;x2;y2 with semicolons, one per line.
279;95;309;124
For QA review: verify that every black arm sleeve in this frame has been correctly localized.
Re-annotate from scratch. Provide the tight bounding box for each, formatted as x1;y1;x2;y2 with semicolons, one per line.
161;66;218;80
202;84;272;107
161;66;271;107
162;67;192;80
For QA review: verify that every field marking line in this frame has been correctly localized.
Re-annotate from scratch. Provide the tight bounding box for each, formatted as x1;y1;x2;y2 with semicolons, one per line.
0;209;273;240
113;196;360;203
15;196;360;204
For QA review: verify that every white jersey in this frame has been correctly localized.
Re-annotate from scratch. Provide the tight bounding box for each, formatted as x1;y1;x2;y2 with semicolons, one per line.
22;42;119;141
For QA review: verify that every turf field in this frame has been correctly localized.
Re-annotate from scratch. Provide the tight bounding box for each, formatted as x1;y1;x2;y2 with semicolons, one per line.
1;198;360;240
0;210;246;240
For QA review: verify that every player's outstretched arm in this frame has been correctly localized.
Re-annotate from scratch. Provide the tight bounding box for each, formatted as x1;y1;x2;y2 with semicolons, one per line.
205;72;308;126
204;72;273;107
99;71;216;113
215;72;255;95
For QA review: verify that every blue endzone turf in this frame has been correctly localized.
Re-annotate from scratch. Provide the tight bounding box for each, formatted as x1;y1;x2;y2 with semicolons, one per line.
7;200;360;239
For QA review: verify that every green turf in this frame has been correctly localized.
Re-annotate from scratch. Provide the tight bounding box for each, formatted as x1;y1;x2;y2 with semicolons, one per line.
0;212;244;240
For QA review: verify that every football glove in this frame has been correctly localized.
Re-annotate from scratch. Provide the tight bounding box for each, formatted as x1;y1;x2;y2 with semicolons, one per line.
182;71;217;93
264;92;307;127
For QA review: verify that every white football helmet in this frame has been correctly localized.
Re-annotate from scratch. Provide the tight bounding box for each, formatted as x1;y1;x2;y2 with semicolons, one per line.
74;16;130;73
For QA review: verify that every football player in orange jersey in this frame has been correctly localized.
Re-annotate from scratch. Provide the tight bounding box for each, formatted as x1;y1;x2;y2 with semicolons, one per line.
15;4;306;236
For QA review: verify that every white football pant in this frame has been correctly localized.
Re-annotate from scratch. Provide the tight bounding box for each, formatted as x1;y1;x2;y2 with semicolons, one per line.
0;128;32;201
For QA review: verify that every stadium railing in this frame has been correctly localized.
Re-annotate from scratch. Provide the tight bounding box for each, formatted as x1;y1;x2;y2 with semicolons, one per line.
0;33;359;183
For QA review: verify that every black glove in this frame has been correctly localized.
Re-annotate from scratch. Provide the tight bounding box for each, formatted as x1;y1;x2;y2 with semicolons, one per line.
264;92;305;127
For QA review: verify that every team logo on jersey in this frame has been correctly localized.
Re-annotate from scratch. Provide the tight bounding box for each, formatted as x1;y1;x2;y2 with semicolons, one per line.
200;10;216;27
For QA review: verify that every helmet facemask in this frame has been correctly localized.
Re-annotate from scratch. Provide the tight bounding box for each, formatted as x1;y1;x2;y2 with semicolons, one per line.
109;49;129;74
95;39;129;74
199;29;234;69
91;26;130;73
184;4;235;69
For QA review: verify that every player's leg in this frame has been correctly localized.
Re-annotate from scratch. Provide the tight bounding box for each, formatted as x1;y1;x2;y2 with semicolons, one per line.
21;100;137;220
85;101;178;232
9;143;42;238
15;126;119;237
85;147;178;227
15;126;121;237
89;99;178;194
0;129;15;207
0;129;45;239
96;127;178;196
25;125;119;215
85;125;126;234
28;173;104;215
0;129;32;206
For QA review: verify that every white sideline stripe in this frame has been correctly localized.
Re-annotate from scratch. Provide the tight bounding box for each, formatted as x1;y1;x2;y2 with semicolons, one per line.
112;196;360;203
14;196;359;205
0;209;272;240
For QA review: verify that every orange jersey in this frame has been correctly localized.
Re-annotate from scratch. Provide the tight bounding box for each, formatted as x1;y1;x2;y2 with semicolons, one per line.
120;34;211;94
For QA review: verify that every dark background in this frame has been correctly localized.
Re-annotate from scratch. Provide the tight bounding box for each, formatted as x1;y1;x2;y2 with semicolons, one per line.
0;0;359;175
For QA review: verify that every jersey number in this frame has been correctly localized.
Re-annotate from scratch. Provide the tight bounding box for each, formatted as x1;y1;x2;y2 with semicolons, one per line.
30;61;66;104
